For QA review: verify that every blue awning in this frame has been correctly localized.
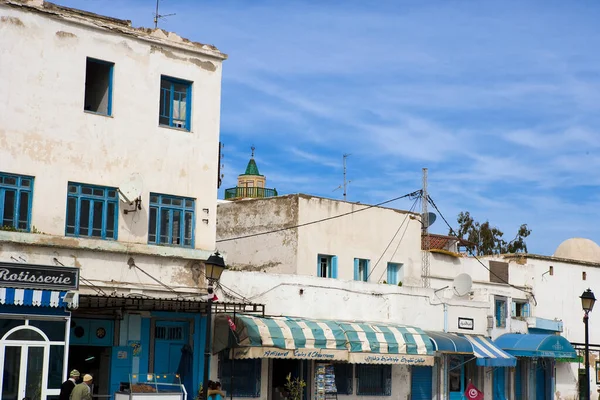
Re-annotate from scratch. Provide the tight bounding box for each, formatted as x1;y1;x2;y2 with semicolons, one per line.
494;333;577;359
0;288;68;308
460;335;517;367
426;331;473;354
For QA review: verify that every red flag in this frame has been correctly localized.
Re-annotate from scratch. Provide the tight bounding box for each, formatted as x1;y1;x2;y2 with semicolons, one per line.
227;316;237;332
465;383;483;400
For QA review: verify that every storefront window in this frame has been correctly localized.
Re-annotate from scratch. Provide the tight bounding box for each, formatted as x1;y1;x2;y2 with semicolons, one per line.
334;364;353;395
30;320;66;341
6;328;44;341
356;364;391;396
220;353;261;397
48;345;65;389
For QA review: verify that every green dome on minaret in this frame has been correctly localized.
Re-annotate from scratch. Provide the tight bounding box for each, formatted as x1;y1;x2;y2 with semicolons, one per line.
242;146;263;176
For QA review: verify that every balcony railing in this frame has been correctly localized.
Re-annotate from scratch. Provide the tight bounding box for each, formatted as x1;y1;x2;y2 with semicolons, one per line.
224;187;278;200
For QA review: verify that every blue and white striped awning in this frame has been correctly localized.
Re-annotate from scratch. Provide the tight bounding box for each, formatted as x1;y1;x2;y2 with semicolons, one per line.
337;322;434;365
0;288;68;308
460;335;516;367
214;315;434;365
426;331;473;354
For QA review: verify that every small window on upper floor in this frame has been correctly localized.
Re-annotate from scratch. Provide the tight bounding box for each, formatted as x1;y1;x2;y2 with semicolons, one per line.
512;300;530;318
159;76;192;131
386;262;403;285
84;58;114;116
66;182;118;240
354;258;369;282
0;172;34;232
148;193;195;247
317;254;337;278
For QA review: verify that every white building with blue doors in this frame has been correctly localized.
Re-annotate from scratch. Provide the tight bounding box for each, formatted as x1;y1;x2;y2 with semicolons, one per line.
0;0;232;398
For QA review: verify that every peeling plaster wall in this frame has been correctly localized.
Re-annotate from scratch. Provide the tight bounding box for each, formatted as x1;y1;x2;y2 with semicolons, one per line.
0;4;223;254
295;195;422;283
216;196;300;274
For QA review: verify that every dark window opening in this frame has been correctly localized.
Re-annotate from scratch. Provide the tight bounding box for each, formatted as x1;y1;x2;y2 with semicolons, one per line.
84;58;113;115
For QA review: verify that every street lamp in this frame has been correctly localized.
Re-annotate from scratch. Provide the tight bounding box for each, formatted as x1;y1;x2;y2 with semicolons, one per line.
202;251;227;400
580;288;596;400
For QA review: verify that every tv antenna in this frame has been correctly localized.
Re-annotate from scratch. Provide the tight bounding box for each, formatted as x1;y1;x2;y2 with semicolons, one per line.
421;167;430;288
333;154;351;201
154;0;176;29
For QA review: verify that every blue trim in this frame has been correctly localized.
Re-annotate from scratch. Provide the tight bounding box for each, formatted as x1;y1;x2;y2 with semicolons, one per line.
331;256;338;278
139;317;151;374
148;193;195;248
0;288;67;308
159;75;192;131
459;335;516;367
426;331;473;354
0;304;70;316
494;333;577;359
65;182;118;240
353;258;359;280
0;172;34;232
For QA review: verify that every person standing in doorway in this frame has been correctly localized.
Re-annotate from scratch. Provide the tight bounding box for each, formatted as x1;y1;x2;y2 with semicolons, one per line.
70;374;93;400
59;370;80;400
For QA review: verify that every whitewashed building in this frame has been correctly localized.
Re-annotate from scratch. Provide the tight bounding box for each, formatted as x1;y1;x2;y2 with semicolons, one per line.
0;0;235;398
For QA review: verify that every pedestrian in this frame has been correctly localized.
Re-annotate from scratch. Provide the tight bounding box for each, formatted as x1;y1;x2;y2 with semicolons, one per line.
70;374;93;400
59;369;80;400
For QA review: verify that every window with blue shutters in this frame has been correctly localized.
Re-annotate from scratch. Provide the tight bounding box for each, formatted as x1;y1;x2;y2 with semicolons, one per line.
334;363;353;395
220;353;261;397
0;172;33;231
386;263;403;285
66;182;118;240
356;364;391;396
495;298;507;328
148;193;195;247
512;300;530;318
317;254;337;278
354;258;369;282
159;76;192;131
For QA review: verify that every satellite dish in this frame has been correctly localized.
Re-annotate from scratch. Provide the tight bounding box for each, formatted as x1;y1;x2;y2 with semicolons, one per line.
452;273;473;296
118;173;143;204
421;212;437;228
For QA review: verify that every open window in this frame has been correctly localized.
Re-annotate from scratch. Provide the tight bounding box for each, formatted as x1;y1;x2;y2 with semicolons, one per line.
84;58;114;115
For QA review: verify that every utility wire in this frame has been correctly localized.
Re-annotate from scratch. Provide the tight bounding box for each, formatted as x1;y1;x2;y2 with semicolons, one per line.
217;190;422;243
366;198;419;281
426;196;537;304
377;211;413;284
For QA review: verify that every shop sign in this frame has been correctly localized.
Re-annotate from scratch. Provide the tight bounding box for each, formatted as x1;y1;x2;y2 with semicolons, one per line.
0;262;79;290
458;317;474;330
232;347;348;361
348;353;435;366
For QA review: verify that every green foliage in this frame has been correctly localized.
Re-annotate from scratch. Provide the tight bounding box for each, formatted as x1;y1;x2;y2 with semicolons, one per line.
285;373;306;400
397;281;403;287
0;225;18;232
453;211;531;256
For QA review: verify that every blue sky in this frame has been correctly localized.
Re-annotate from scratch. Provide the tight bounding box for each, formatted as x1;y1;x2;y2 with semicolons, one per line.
60;1;600;255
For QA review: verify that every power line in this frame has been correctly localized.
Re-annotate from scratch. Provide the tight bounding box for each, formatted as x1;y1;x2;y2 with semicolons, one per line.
366;198;419;281
426;196;537;303
217;190;422;243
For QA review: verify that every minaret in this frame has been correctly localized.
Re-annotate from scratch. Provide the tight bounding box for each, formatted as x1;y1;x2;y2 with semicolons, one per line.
224;146;278;200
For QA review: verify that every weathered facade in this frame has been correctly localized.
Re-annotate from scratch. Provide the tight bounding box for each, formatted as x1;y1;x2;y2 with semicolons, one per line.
0;0;226;398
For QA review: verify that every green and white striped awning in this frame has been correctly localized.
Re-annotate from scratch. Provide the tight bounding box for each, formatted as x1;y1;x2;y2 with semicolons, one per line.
213;314;434;366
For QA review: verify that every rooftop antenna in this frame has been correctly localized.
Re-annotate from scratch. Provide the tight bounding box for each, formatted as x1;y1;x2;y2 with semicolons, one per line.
154;0;176;29
251;145;255;158
332;154;351;200
421;167;431;288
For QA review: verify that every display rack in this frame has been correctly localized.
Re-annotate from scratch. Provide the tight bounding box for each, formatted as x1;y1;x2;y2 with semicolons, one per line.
115;373;187;400
314;364;337;400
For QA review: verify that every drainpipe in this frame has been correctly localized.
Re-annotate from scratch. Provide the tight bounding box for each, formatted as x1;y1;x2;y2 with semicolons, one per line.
443;303;448;333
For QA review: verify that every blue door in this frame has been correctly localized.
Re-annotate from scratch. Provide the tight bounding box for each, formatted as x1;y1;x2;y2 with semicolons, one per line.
411;366;433;400
493;368;506;400
154;321;190;391
535;362;546;400
110;346;132;395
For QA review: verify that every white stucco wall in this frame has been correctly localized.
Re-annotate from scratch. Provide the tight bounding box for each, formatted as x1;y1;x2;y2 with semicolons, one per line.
0;2;224;251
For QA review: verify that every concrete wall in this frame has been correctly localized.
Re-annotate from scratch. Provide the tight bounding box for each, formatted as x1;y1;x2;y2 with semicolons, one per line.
216;196;300;274
0;1;224;252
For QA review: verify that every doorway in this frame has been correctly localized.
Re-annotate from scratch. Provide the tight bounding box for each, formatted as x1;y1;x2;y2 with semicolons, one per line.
272;359;302;400
68;346;111;396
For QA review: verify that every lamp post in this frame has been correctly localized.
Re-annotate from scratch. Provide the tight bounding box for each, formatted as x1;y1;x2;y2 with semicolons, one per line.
581;288;596;400
202;251;227;400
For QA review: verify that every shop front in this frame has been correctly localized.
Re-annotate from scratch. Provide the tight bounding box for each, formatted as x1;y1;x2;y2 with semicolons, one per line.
495;333;577;400
213;314;434;400
427;331;516;400
0;261;79;400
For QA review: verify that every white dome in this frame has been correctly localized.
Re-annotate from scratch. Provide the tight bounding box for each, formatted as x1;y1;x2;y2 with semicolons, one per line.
553;238;600;263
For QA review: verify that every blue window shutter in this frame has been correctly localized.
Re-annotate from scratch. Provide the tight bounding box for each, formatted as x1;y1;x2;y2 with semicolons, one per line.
354;259;359;281
523;303;530;317
317;254;321;276
364;260;370;281
511;302;516;318
386;263;392;284
331;256;338;278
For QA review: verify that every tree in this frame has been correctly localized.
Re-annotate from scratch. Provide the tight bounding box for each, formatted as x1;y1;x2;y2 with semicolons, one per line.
453;211;531;256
